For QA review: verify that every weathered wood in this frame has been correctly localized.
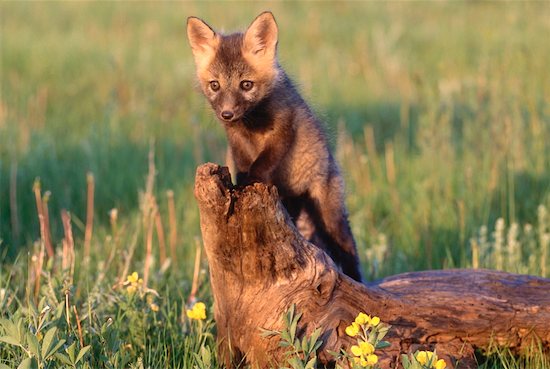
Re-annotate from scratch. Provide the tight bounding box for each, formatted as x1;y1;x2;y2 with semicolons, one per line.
194;163;550;369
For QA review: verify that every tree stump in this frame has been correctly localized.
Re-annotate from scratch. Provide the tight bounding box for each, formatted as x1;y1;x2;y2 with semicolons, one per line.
193;163;550;369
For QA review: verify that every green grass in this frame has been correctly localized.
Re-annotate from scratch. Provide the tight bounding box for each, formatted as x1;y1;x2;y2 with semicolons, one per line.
1;2;549;368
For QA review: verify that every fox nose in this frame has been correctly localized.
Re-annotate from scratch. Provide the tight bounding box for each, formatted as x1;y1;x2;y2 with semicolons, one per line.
221;111;234;121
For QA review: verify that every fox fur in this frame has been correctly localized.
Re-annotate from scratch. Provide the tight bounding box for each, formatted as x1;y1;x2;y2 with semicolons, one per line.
187;11;362;282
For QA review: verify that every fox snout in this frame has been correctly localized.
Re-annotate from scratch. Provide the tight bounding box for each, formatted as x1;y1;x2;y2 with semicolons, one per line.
216;99;240;122
220;111;234;121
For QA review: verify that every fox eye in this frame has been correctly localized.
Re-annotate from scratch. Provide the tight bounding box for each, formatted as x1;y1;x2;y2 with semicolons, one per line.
240;80;254;91
209;81;220;91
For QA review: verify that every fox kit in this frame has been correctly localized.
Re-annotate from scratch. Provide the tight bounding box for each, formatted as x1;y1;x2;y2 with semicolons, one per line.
187;12;362;282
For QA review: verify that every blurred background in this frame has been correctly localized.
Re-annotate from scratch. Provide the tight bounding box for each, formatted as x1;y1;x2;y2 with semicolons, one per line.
1;1;549;278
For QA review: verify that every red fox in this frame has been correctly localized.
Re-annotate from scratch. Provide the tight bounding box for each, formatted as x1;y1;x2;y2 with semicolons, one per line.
187;11;362;282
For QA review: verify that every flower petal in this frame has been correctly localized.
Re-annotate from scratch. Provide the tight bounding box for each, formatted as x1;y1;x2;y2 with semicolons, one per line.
366;354;378;365
350;345;362;357
359;342;375;355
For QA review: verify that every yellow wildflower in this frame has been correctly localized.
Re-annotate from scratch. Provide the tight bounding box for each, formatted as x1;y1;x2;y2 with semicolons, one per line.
370;316;380;327
127;285;137;294
186;302;206;320
434;359;447;369
416;351;427;365
416;351;434;366
345;322;360;337
355;312;370;325
127;272;139;284
351;345;362;357
359;357;368;367
359;341;374;356
366;354;378;365
150;303;159;312
125;272;144;295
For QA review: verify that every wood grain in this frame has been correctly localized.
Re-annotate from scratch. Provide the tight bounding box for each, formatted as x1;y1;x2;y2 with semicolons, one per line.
194;163;550;369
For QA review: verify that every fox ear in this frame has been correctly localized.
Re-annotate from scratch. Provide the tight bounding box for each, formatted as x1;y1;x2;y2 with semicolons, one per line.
243;11;278;61
187;17;219;68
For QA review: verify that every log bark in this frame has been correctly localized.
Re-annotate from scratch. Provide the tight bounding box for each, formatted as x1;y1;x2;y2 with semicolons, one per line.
194;163;550;369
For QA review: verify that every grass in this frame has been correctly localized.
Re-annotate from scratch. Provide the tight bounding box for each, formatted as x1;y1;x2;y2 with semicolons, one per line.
1;1;549;368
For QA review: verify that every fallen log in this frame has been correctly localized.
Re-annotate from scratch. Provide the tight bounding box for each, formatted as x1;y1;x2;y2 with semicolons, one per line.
193;163;550;369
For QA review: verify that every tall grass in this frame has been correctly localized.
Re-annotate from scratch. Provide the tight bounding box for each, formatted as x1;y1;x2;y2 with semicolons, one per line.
1;2;549;368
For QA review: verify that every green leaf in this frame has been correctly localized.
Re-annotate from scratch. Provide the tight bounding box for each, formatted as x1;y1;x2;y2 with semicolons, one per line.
0;318;18;338
376;325;390;341
287;304;295;322
0;335;21;346
309;328;322;352
199;346;211;366
304;357;317;369
376;340;391;349
287;356;302;369
259;328;279;338
300;337;309;354
401;354;411;367
41;327;57;359
280;330;291;345
67;341;77;363
75;345;91;364
312;338;323;353
54;352;73;366
289;315;299;343
46;338;66;359
17;358;38;369
26;332;40;359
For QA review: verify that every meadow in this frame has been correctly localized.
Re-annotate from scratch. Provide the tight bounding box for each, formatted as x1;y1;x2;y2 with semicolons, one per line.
1;2;549;368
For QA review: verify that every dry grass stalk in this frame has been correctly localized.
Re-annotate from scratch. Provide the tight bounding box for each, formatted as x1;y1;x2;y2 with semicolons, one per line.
167;190;177;264
61;210;75;283
542;235;548;278
384;141;396;186
73;305;84;348
143;207;156;289
42;191;53;259
34;232;45;302
116;225;140;288
187;240;202;305
385;141;400;213
9;162;20;245
145;141;156;201
457;200;466;245
109;208;118;236
33;179;54;258
26;247;36;304
471;239;479;269
84;172;95;260
154;200;167;265
64;289;71;330
363;125;382;178
139;142;158;289
538;205;548;278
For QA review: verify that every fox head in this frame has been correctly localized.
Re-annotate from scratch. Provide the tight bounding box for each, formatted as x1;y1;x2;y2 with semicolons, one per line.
187;12;279;123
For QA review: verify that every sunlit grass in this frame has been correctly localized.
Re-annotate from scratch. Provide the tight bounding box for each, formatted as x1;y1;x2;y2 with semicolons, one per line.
1;2;549;368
